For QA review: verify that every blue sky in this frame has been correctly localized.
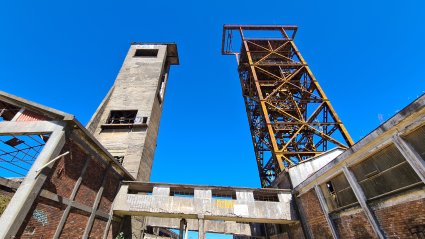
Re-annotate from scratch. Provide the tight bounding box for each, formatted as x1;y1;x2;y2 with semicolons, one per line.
1;0;424;188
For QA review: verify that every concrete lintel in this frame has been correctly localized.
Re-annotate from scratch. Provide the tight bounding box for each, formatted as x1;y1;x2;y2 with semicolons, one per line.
314;185;339;239
342;167;385;239
0;125;66;238
392;135;425;183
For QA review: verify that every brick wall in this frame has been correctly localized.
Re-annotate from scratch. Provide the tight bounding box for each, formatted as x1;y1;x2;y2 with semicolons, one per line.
332;207;377;239
17;197;66;238
374;198;425;238
299;189;333;238
15;139;125;238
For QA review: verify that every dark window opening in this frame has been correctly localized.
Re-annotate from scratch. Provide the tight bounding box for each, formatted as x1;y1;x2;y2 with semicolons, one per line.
321;173;357;211
114;156;124;165
253;191;279;202
326;181;335;194
170;188;194;198
0;101;21;121
134;49;158;57
106;110;137;124
212;190;236;200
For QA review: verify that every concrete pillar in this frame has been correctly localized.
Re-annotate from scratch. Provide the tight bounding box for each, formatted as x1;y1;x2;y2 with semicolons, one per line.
342;167;386;239
0;125;66;238
314;185;339;239
198;215;205;239
392;135;425;183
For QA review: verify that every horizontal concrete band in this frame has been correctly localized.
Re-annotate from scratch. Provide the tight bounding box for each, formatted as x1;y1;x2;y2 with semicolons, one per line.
113;184;298;225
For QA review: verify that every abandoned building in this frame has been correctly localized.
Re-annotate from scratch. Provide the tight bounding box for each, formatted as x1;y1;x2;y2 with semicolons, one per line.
0;25;423;239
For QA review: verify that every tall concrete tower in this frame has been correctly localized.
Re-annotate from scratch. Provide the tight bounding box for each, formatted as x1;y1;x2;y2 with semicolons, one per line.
87;43;179;181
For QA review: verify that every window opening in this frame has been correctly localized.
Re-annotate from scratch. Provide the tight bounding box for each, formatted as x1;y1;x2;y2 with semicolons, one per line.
134;49;159;57
106;110;137;124
170;188;194;198
0;134;49;178
321;173;357;211
404;125;425;161
212;190;236;200
351;145;421;200
253;191;279;202
113;156;124;165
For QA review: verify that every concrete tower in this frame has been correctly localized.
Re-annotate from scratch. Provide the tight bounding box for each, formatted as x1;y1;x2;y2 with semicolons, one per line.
87;43;179;181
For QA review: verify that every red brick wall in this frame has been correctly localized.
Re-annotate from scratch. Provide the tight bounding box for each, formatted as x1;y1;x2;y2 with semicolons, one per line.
17;197;66;238
75;157;106;206
374;198;425;238
333;207;377;239
42;142;87;199
15;139;125;238
90;217;108;238
60;208;89;237
99;169;121;212
299;189;333;238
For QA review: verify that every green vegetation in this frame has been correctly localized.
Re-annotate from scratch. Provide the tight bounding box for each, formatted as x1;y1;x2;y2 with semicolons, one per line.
0;195;11;216
115;232;125;239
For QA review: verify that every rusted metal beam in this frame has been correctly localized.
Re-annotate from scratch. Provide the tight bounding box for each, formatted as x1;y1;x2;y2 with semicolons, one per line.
222;25;353;187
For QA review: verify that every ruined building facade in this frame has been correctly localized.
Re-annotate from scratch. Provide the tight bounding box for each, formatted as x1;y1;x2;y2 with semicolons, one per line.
0;26;424;239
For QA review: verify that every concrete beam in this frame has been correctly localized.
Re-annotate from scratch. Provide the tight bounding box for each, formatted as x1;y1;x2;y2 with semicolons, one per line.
392;135;425;184
314;185;339;239
0;120;63;134
342;167;385;239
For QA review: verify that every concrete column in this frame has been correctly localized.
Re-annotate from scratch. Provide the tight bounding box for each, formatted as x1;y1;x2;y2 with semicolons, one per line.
392;135;425;183
0;125;66;239
294;195;313;239
342;167;386;239
314;185;339;239
198;215;205;239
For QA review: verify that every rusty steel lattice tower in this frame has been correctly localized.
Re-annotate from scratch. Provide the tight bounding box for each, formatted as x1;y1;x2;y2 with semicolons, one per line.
222;25;354;187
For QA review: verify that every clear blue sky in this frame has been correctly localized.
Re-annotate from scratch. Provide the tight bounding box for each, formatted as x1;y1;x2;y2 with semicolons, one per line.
1;0;424;188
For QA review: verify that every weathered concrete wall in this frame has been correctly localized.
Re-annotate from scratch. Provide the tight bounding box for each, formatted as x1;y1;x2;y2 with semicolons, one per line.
87;44;174;181
114;184;296;224
288;148;344;188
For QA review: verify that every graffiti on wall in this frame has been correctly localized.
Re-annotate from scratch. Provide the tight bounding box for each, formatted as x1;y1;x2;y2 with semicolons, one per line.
33;209;48;226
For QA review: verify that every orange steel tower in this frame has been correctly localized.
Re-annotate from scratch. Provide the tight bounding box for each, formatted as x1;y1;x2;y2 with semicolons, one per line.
222;25;354;187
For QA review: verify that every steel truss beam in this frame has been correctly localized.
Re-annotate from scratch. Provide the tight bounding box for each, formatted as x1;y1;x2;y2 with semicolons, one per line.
222;25;354;187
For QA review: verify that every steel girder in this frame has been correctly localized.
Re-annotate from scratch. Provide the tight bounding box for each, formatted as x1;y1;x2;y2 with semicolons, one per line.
222;25;354;187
